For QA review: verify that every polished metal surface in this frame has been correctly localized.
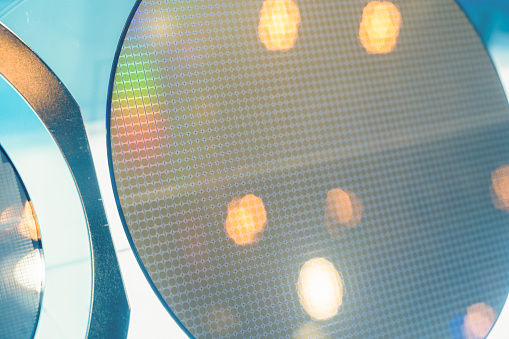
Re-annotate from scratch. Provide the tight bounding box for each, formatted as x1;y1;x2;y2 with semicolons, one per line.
0;22;129;338
110;0;509;338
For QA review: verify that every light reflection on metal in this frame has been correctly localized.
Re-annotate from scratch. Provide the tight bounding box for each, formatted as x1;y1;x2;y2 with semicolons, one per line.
491;165;509;211
359;1;402;54
297;258;343;321
13;250;44;293
225;194;267;245
258;0;301;51
462;303;496;339
0;21;129;337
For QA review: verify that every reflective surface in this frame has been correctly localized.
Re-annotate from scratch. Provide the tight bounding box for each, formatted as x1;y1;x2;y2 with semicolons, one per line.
0;146;44;339
0;20;129;337
0;70;94;339
107;0;509;338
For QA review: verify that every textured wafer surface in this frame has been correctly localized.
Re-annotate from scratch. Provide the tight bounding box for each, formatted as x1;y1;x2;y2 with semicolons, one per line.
110;1;509;337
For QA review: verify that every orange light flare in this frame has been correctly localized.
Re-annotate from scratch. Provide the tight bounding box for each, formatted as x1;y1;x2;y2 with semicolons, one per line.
491;165;509;211
225;194;267;245
18;201;40;241
258;0;301;52
462;303;496;339
0;202;39;240
324;188;362;238
359;1;402;54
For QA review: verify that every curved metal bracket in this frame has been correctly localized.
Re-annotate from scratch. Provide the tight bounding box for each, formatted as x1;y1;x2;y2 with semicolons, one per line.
0;22;130;338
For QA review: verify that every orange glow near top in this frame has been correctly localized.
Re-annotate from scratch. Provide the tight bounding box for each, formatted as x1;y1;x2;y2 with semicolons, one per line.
359;1;402;54
462;303;496;339
491;165;509;211
225;194;267;245
258;0;301;52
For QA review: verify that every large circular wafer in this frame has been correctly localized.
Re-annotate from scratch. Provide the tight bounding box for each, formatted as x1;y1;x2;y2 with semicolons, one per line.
109;1;509;337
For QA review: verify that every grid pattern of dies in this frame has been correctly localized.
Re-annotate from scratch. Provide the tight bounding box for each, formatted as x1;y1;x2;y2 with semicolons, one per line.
110;1;509;338
0;148;43;338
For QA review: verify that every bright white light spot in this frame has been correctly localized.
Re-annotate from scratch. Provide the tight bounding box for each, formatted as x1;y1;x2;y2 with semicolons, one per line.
14;250;44;292
297;257;343;321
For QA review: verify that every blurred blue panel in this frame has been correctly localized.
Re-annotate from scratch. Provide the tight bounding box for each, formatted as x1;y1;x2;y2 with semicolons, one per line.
457;0;509;46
